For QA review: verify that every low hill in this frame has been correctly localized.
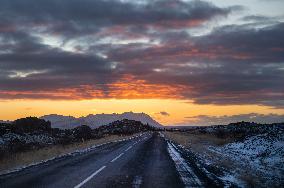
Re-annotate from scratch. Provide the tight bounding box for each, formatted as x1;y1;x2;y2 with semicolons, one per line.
41;112;163;129
0;117;157;155
95;119;156;135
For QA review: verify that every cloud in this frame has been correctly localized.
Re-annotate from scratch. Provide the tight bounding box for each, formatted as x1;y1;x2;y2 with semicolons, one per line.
104;23;284;107
0;0;235;39
183;113;284;126
0;0;283;110
157;111;170;116
241;15;273;22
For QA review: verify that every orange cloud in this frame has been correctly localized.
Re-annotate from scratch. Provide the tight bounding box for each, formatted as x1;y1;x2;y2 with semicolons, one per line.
0;75;187;100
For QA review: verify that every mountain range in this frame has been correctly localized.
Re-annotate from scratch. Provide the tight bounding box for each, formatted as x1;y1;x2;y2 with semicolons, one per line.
41;112;163;129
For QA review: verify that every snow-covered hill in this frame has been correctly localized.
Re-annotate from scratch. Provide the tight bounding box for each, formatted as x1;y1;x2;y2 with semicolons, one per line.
41;112;163;129
208;131;284;187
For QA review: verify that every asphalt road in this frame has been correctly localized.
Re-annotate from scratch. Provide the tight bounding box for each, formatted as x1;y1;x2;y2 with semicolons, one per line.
0;132;185;188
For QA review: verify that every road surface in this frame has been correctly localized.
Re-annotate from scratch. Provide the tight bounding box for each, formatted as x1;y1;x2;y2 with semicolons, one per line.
0;133;194;188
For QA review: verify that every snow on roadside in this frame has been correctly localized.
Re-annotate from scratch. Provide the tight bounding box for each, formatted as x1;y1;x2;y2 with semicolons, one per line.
164;134;244;188
167;142;203;188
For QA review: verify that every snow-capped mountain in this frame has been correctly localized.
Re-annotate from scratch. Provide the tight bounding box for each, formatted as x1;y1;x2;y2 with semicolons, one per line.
41;112;163;129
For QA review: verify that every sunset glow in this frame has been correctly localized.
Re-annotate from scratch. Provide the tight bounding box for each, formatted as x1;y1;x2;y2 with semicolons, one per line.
1;99;284;126
0;0;284;125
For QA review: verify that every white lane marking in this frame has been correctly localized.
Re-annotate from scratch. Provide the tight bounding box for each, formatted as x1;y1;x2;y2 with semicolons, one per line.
74;165;106;188
125;145;133;151
132;175;143;188
110;153;124;162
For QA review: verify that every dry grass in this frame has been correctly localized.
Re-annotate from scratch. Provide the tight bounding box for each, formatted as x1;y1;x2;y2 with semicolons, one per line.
164;131;251;185
164;131;275;187
165;132;233;148
164;131;234;153
0;134;137;175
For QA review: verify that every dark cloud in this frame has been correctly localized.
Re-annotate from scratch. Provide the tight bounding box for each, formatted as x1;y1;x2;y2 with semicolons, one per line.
183;113;284;126
0;0;235;39
0;0;283;109
104;23;284;107
242;15;273;22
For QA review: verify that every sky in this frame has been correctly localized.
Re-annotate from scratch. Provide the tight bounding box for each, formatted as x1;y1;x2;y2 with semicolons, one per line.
0;0;284;126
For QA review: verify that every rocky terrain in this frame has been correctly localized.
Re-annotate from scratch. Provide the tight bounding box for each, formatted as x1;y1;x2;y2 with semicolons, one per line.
0;117;157;157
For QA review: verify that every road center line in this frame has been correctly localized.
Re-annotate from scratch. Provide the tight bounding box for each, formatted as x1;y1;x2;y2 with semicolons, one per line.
125;145;132;151
110;153;124;162
74;165;106;188
132;175;143;188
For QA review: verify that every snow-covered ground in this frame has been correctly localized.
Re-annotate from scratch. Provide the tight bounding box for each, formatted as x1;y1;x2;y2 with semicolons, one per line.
208;131;284;187
0;133;55;152
165;123;284;187
0;133;55;145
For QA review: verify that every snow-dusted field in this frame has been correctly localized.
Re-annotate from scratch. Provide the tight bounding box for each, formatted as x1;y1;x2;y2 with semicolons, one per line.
165;123;284;187
208;132;284;187
0;133;55;146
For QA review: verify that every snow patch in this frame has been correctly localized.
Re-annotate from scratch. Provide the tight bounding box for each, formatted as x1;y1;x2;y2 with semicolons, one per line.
209;132;284;186
167;142;203;187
